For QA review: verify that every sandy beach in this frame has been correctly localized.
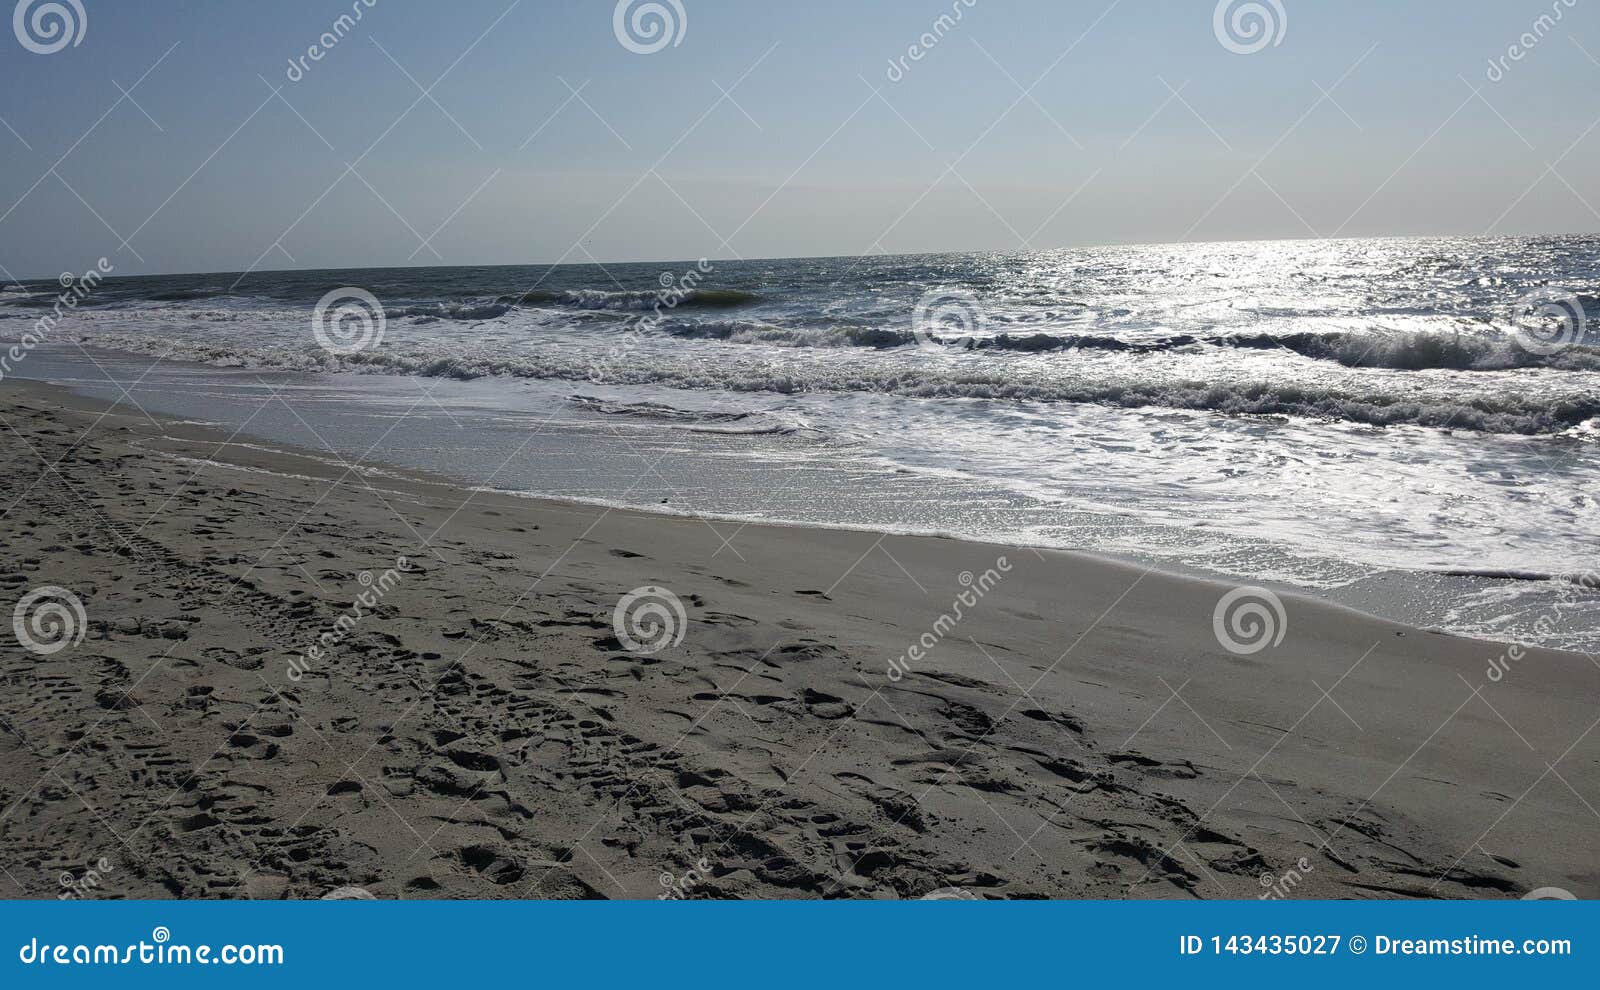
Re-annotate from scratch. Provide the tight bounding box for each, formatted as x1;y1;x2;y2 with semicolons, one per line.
1;378;1595;900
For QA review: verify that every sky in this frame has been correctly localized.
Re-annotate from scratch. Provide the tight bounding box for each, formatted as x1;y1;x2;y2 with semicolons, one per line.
0;0;1597;278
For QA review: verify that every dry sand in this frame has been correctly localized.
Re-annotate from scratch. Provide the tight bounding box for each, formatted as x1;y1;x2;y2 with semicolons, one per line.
1;379;1595;900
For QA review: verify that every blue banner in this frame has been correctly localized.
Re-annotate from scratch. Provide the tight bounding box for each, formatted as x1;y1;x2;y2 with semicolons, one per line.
2;900;1591;987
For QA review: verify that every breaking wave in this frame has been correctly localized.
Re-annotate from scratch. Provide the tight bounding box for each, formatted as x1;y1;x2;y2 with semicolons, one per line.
395;301;513;322
1232;328;1600;371
77;329;1600;436
662;321;1600;370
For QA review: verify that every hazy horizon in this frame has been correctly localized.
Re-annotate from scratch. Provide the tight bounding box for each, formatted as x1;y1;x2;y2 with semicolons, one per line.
3;0;1598;279
11;227;1600;285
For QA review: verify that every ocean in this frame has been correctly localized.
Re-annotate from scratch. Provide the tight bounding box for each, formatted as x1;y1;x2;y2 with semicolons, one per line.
6;234;1598;651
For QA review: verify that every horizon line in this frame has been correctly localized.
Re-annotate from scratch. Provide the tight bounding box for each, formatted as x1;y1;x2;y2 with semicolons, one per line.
8;228;1597;285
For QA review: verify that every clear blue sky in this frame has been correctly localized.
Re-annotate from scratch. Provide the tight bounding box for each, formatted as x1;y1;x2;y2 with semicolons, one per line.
1;0;1596;277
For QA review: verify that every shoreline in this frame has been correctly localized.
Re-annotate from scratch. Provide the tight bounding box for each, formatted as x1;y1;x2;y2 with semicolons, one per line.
17;341;1599;655
11;371;1558;654
1;377;1596;899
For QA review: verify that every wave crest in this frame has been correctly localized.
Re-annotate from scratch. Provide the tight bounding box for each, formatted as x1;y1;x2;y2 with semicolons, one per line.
659;320;1600;371
510;288;758;311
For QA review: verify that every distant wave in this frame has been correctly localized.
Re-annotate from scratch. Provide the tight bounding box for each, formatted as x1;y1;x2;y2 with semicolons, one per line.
79;330;1600;436
661;320;1206;351
143;288;230;302
395;301;512;321
0;282;760;315
663;319;914;348
34;279;1590;375
660;321;1600;371
3;293;104;309
509;288;759;311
